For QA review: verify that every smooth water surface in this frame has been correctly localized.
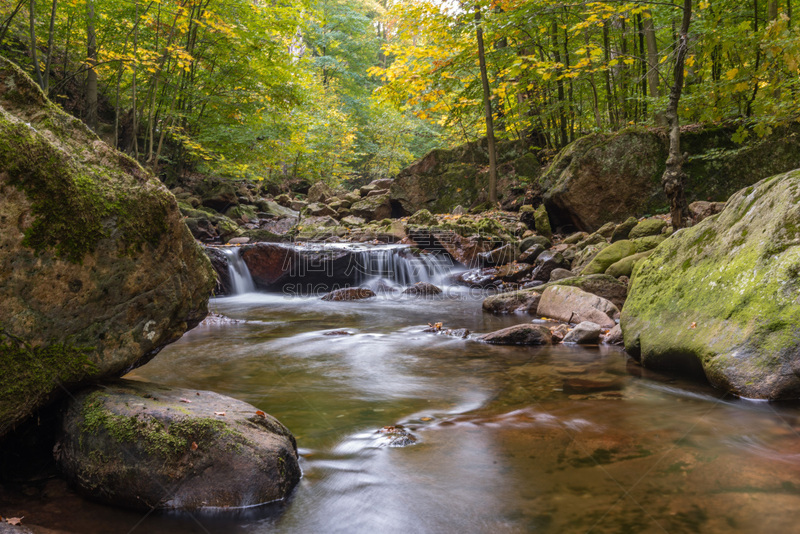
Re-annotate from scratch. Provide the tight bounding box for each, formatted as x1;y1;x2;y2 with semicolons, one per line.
4;289;800;533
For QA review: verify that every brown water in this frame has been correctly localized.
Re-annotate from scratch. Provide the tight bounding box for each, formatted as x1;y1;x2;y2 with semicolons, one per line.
4;289;800;533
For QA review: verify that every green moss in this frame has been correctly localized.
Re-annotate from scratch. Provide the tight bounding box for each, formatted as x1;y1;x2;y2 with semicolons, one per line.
0;329;96;422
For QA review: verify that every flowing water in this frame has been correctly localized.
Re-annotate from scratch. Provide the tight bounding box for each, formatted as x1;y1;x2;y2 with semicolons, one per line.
3;258;800;533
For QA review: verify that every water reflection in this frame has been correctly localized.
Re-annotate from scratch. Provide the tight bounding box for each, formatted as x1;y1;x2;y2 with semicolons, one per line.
2;290;800;533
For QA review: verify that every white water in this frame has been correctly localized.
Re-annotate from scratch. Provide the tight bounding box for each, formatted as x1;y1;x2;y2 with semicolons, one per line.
350;246;455;288
221;247;256;294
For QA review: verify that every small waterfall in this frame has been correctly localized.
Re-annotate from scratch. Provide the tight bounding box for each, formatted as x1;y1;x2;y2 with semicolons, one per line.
352;246;455;288
221;247;256;294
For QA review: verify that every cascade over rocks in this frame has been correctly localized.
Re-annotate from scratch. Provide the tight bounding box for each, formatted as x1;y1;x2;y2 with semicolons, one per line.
621;170;800;400
0;58;215;438
56;380;300;511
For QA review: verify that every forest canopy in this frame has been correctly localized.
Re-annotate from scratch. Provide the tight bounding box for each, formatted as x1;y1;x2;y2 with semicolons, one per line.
1;0;798;187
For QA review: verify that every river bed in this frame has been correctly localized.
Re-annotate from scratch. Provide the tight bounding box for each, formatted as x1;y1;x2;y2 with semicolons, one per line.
3;288;800;533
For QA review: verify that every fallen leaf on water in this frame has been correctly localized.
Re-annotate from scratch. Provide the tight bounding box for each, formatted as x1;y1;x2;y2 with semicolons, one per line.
191;442;198;451
6;517;23;526
214;411;226;416
420;417;433;422
255;410;266;418
179;398;192;403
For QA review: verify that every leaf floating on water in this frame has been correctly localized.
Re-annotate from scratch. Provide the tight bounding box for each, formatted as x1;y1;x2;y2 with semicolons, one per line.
214;411;226;416
191;442;198;451
179;398;192;403
420;417;433;422
6;517;23;526
255;410;266;418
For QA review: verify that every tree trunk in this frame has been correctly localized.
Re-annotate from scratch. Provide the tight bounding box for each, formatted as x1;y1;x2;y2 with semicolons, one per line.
42;0;57;93
643;10;664;124
661;0;692;230
475;7;497;205
86;0;98;131
0;0;26;45
29;0;44;89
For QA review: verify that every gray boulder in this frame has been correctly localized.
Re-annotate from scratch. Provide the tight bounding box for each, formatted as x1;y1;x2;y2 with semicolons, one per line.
537;286;618;328
479;324;553;345
562;321;602;344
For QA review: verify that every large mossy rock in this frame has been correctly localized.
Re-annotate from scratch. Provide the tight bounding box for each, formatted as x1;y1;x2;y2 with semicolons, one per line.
390;138;539;215
0;58;215;438
621;170;800;400
540;125;800;231
56;380;300;510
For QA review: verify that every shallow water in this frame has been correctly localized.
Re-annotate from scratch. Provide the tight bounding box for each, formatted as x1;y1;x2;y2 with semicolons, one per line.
4;288;800;533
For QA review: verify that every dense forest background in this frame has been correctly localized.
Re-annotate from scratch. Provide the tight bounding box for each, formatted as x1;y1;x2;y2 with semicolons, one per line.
1;0;798;190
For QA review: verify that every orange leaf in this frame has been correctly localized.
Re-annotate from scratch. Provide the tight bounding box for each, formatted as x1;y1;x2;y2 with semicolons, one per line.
191;442;198;451
6;518;23;526
256;410;266;418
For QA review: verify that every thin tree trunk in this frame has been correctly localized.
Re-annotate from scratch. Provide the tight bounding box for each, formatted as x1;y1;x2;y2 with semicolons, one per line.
551;20;567;146
29;0;45;89
643;10;663;124
86;0;98;131
0;0;26;45
475;7;497;205
42;0;57;93
132;0;139;157
662;0;692;230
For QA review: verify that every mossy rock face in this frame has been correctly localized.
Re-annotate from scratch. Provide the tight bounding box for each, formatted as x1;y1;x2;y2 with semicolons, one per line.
57;380;300;511
225;204;258;224
611;217;639;242
351;193;391;222
581;237;664;275
621;170;800;400
534;204;553;240
407;209;437;226
629;217;667;239
0;57;215;437
606;250;654;278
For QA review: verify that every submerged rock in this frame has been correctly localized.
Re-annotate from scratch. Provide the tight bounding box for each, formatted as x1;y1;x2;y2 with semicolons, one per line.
56;380;300;511
562;322;602;344
622;170;800;400
321;288;377;301
479;324;553;345
0;58;215;438
402;282;443;296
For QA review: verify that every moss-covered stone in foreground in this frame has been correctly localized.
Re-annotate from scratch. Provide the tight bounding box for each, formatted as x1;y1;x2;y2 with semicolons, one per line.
621;170;800;399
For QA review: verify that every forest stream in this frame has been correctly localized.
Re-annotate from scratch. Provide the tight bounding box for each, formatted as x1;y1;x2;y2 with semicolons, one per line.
3;248;800;533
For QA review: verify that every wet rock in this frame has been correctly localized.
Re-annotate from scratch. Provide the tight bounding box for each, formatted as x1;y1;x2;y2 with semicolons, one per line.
479;243;519;266
603;324;624;345
537;274;628;310
204;247;233;295
562;377;624;394
496;262;535;283
482;289;541;314
550;323;570;342
306;202;337;217
532;251;569;281
402;282;443;296
518;244;545;264
479;324;553;345
537;286;618;328
562;322;602;344
323;330;354;336
0;58;215;438
341;215;366;226
56;380;300;511
519;235;551;253
549;268;575;282
451;268;501;288
444;328;471;339
628;217;668;239
377;425;417;447
321;288;377;301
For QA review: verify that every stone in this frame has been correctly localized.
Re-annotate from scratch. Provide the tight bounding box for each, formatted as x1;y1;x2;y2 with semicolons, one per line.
479;243;519;266
402;282;443;296
549;268;575;282
341;215;366;226
605;250;654;278
519;235;550;253
452;205;466;215
307;181;334;203
407;209;437;226
532;250;569;281
0;58;215;438
581;236;664;275
482;290;541;314
628;217;667;239
321;287;377;301
496;262;535;282
534;204;553;240
688;200;726;224
621;170;800;400
204;247;232;296
575;232;606;250
537;274;628;310
290;199;307;212
570;242;608;273
275;193;292;207
562;321;602;344
56;380;300;511
306;202;337;217
551;323;570;342
351;193;391;222
256;199;298;219
603;324;624;345
596;222;617;238
227;237;251;245
360;178;393;197
479;324;553;345
611;217;639;242
225;204;258;224
537;286;618;328
518;244;545;264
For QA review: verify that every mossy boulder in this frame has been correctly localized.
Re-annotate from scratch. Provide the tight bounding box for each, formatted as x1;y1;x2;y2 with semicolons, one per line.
0;57;215;438
225;204;258;224
482;289;542;314
628;217;667;239
611;217;639;242
56;380;300;510
351;193;391;222
307;181;333;203
534;204;553;239
407;209;437;226
621;170;800;400
605;250;654;278
581;237;664;275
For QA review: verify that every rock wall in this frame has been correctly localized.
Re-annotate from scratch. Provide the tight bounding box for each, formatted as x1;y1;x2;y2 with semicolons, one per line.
0;57;215;437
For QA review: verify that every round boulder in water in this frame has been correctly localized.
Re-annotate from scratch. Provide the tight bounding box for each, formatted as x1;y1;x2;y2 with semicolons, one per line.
321;287;376;301
402;282;443;296
55;380;301;511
